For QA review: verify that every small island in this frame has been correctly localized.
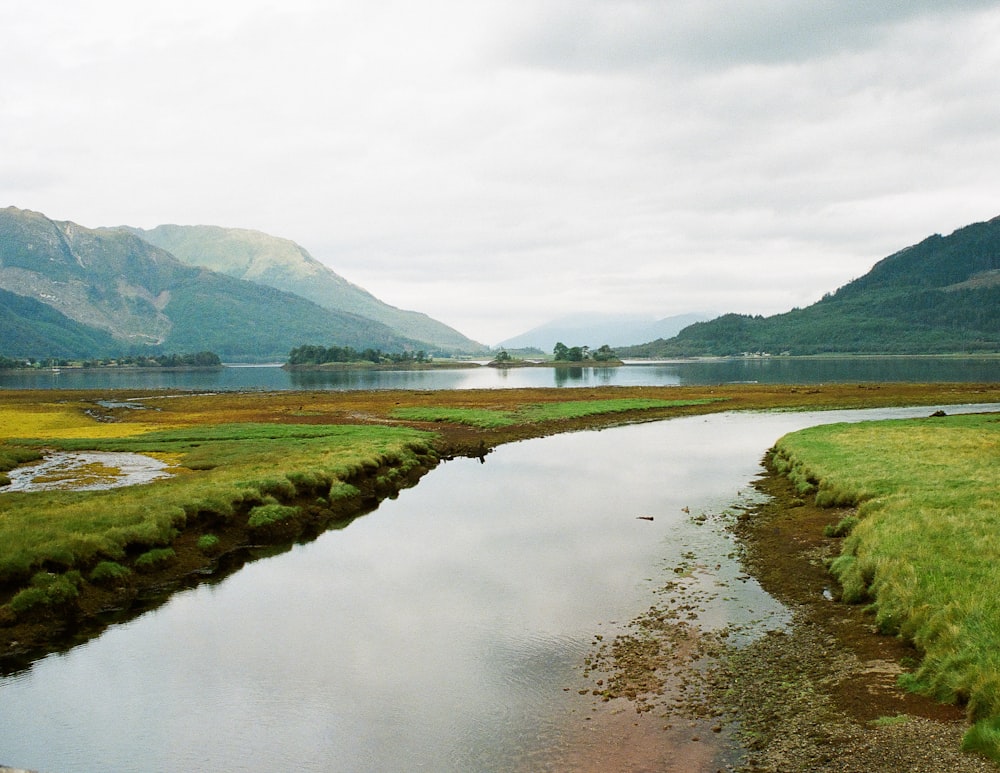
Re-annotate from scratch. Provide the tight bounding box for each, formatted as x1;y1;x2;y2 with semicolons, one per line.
282;344;478;370
487;342;624;367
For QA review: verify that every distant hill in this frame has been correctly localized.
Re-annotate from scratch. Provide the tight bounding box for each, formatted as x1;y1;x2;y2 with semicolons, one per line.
498;312;710;352
130;224;486;354
622;216;1000;357
0;207;424;360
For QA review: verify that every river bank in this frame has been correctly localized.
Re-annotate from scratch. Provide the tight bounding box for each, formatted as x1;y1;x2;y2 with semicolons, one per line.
2;383;1000;769
576;429;999;772
2;384;998;663
717;470;997;772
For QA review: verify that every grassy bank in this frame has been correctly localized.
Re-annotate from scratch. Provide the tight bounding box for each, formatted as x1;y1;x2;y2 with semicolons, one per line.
770;411;1000;758
1;383;998;670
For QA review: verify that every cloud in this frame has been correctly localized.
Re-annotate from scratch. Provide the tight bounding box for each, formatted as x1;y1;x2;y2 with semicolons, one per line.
2;1;1000;344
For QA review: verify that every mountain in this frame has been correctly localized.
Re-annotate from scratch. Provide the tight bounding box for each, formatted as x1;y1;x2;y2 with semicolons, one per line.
130;224;486;354
623;216;1000;357
0;287;120;359
0;207;424;360
498;312;711;352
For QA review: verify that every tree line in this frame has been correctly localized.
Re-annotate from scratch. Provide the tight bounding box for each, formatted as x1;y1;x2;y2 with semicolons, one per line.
0;352;222;369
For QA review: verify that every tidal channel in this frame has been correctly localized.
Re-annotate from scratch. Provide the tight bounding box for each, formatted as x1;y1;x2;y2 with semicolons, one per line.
0;405;993;772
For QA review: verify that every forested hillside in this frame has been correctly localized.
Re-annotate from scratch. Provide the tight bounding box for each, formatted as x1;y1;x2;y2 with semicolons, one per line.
623;216;1000;357
0;288;119;359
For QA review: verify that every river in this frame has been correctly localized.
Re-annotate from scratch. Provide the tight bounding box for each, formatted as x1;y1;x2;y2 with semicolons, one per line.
2;356;999;391
1;403;994;773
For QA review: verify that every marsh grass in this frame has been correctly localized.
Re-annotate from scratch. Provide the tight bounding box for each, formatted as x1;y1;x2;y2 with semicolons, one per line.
9;571;82;614
89;561;131;584
391;398;723;428
135;547;176;571
771;412;1000;756
196;534;220;554
0;422;435;590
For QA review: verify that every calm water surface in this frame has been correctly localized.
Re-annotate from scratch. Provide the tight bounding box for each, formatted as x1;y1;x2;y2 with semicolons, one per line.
2;356;999;391
0;404;996;772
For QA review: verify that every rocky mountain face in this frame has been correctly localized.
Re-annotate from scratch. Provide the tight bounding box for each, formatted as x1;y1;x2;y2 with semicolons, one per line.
0;207;427;360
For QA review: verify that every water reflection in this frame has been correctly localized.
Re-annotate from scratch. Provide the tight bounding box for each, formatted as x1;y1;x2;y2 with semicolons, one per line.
2;356;998;391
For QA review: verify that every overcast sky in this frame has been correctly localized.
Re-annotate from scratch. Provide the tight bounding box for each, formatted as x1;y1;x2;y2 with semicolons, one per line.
3;1;1000;345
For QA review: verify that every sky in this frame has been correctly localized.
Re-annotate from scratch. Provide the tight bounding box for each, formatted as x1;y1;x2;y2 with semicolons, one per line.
3;1;1000;345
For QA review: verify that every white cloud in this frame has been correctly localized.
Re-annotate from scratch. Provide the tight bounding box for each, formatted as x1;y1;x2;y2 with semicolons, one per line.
2;1;1000;344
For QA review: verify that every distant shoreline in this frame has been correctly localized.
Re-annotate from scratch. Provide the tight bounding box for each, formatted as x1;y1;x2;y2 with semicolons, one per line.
282;360;480;371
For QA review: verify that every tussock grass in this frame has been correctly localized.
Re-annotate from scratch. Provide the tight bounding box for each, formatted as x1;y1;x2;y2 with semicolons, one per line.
771;412;1000;757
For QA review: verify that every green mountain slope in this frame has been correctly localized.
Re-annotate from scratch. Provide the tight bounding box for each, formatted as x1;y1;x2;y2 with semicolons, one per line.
0;287;120;359
624;216;1000;357
0;207;423;360
132;224;486;353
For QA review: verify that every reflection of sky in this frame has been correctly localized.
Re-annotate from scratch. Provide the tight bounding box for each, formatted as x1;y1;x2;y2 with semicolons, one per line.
1;405;996;772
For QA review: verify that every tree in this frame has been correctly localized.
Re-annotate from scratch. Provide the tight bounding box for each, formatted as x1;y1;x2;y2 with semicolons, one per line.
553;342;569;361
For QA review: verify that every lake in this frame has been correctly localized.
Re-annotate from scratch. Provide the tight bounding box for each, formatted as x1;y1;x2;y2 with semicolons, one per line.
1;403;993;773
2;356;999;391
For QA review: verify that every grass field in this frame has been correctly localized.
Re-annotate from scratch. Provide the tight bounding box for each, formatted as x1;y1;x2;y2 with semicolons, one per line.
390;397;724;428
770;411;1000;757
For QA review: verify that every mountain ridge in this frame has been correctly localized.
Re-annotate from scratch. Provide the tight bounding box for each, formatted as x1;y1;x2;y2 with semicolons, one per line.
0;207;427;360
623;215;1000;357
498;312;711;351
130;224;486;353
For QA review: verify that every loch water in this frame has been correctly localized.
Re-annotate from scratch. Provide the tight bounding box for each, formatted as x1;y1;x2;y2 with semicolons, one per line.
1;404;994;772
1;356;999;392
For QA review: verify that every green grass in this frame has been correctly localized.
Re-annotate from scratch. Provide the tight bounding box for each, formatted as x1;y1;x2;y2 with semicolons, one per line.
195;534;220;553
389;407;517;428
392;398;724;428
0;423;436;589
247;504;299;529
771;411;1000;757
135;547;176;570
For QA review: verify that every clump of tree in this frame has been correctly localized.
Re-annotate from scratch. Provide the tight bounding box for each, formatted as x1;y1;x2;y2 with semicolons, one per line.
288;344;428;366
130;352;222;367
552;342;619;362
